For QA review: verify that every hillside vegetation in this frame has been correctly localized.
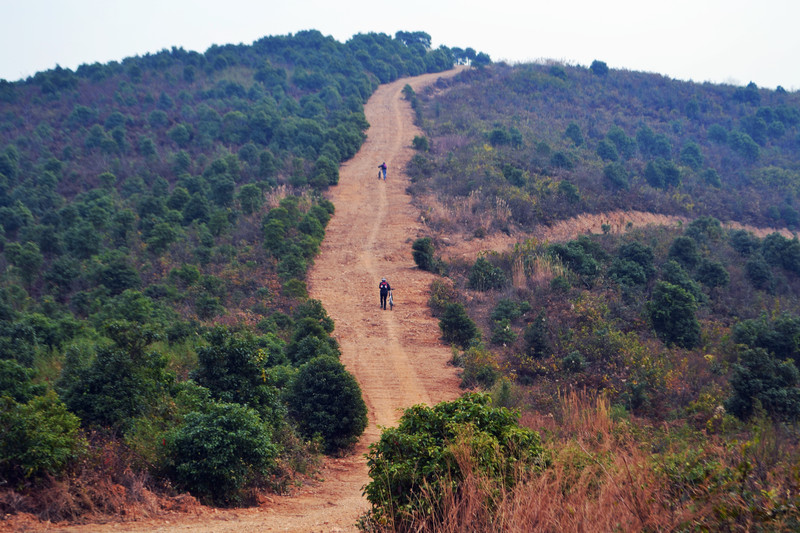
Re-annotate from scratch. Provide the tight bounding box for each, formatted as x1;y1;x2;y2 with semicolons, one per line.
0;30;486;519
391;62;800;530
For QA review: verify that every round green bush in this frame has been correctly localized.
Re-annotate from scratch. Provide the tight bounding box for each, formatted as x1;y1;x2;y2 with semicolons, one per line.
286;355;367;453
0;390;85;481
468;257;507;291
412;237;435;271
364;393;547;527
649;281;700;349
439;302;479;348
167;401;277;505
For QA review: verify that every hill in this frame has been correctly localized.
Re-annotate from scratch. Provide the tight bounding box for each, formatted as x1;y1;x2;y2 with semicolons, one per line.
390;61;800;529
0;30;486;523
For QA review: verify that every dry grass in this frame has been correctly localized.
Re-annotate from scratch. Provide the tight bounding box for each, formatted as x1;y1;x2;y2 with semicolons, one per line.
435;209;796;263
264;184;291;208
522;253;569;288
376;391;711;533
0;436;201;525
369;390;800;532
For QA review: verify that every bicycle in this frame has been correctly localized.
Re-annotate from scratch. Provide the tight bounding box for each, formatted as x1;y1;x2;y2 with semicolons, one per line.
388;289;394;310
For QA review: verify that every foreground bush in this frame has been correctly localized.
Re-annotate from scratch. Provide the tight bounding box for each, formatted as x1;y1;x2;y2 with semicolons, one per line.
285;355;367;453
166;401;278;505
363;393;546;528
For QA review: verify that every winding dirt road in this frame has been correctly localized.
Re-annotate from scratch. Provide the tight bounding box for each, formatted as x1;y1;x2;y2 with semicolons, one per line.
19;70;465;533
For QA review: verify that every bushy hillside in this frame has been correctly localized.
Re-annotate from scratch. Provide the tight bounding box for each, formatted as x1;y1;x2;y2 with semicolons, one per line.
395;63;800;530
0;30;483;517
409;62;800;233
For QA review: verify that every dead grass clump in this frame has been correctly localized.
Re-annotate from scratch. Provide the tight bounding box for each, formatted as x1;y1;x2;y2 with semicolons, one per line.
525;253;569;288
0;435;195;526
264;184;290;208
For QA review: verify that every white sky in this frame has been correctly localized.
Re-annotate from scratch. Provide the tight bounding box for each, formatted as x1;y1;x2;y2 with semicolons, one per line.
1;0;798;90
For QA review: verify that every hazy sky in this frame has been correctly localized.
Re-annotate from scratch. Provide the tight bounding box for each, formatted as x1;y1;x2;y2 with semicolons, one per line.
1;0;798;90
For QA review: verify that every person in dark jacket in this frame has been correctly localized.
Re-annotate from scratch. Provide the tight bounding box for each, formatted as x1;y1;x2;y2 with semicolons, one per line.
379;277;391;309
378;162;387;180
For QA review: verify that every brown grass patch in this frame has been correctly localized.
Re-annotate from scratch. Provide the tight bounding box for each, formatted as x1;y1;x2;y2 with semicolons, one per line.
376;391;710;532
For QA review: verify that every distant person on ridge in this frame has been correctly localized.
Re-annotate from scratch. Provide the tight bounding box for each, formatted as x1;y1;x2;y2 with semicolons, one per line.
378;161;387;180
379;277;391;309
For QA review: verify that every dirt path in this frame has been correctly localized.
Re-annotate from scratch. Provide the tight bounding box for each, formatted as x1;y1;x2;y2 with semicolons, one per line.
13;70;465;533
438;210;795;262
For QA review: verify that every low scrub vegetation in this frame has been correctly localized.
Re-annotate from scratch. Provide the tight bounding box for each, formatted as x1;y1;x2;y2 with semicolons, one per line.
384;59;800;531
0;28;491;520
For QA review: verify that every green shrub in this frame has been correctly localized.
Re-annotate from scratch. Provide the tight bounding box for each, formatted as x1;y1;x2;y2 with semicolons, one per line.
412;135;429;151
644;158;681;189
550;275;571;292
262;218;287;255
490;298;529;322
685;216;724;244
166;401;278;505
590;60;609;76
564;122;583;146
468;256;507;291
608;258;648;287
490;318;517;346
59;321;173;431
285;335;339;366
298;214;325;241
695;258;729;288
603;162;629;190
661;260;705;304
761;233;800;274
618;242;655;278
193;328;286;425
363;393;546;527
282;278;308;298
0;391;85;481
312;155;339;187
0;359;46;402
523;310;550;358
169;264;201;287
725;348;800;421
277;253;308;280
285;356;367;453
732;313;800;364
285;317;340;365
428;279;457;317
549;238;603;287
412;237;435;271
195;293;223;319
561;351;587;372
596;139;619;161
293;298;334;333
460;346;500;388
745;255;774;291
668;236;701;269
649;281;700;349
439;303;479;348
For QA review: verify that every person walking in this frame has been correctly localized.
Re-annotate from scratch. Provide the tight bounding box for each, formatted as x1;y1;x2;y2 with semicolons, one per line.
379;277;391;309
378;161;387;180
